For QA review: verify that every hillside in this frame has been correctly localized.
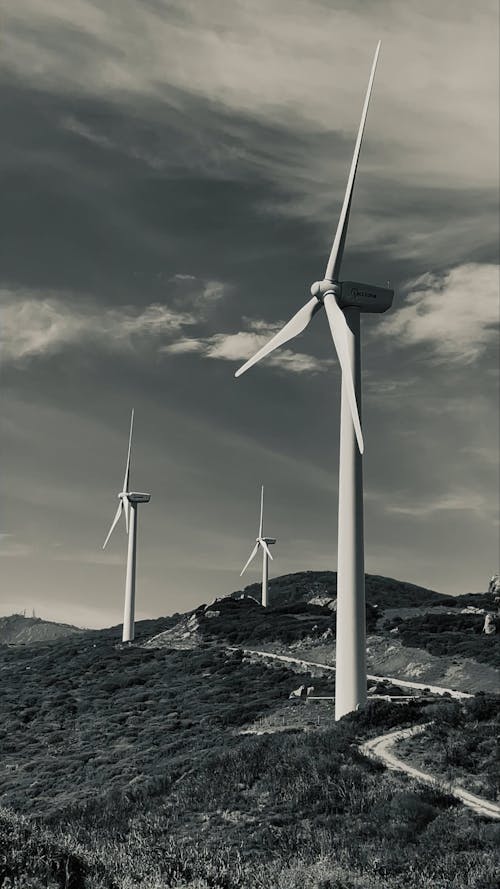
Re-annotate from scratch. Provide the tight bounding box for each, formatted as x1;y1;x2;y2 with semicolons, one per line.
0;614;81;646
146;576;499;693
1;575;499;887
232;570;451;608
0;613;182;649
0;627;499;889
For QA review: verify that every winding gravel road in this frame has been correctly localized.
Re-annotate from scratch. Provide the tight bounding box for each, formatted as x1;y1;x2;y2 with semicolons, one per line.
240;648;500;819
361;725;500;820
241;647;472;699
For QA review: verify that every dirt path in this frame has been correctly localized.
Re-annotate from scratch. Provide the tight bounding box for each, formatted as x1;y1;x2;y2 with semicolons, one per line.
361;725;500;820
241;648;472;699
240;648;500;819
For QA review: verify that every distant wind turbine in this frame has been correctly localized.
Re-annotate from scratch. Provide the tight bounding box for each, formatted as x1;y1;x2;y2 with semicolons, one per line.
234;43;394;719
240;486;276;607
102;410;151;643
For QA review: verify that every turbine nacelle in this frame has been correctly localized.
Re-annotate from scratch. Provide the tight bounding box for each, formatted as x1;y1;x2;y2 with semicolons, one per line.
339;281;394;314
119;492;151;504
310;279;394;314
258;536;276;545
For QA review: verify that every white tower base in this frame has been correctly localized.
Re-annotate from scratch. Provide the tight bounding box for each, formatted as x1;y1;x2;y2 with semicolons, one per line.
123;503;137;643
335;308;366;720
262;549;268;608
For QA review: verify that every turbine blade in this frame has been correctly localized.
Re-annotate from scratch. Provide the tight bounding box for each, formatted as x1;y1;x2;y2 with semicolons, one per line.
260;539;273;561
240;542;260;576
102;500;123;549
124;498;130;534
259;485;264;537
324;41;381;282
235;297;323;377
123;409;134;493
323;293;364;454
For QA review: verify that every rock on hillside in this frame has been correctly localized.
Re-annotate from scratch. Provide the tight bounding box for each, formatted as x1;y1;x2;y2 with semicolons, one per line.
144;612;203;649
0;614;81;646
145;596;262;649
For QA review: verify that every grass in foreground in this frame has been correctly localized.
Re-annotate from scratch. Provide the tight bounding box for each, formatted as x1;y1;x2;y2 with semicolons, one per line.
0;631;499;888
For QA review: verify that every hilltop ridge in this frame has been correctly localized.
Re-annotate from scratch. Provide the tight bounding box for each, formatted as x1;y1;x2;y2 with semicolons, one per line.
231;570;451;608
0;614;82;646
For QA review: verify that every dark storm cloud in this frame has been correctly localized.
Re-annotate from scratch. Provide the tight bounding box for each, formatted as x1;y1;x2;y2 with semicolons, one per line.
1;0;498;623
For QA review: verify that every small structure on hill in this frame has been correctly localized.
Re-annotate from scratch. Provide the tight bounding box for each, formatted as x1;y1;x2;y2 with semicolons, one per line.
289;685;315;700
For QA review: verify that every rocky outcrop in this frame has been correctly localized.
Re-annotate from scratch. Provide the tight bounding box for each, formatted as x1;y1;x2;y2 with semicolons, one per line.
488;575;500;594
309;595;337;611
483;613;497;635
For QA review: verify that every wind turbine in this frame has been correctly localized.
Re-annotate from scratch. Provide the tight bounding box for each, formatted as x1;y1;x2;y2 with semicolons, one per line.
102;410;151;643
234;43;393;719
240;486;276;607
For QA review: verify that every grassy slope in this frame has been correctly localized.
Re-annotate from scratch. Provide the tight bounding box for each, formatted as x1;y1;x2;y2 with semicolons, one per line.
385;612;500;669
397;695;500;801
0;627;499;888
1;578;499;888
0;634;299;818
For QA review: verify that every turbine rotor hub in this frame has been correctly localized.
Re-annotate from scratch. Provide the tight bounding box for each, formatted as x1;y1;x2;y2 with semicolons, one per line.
310;280;340;301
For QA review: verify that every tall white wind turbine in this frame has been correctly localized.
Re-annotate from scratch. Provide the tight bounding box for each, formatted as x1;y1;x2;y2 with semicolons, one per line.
235;43;393;719
240;486;276;607
103;410;151;643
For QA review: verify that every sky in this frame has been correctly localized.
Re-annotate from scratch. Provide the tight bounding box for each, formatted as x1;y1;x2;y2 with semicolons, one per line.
1;0;499;627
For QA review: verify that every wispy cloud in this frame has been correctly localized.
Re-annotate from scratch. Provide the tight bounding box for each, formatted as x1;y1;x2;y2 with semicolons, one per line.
0;534;34;559
0;279;223;363
386;493;487;519
3;2;498;223
3;2;497;171
380;263;499;363
163;317;332;374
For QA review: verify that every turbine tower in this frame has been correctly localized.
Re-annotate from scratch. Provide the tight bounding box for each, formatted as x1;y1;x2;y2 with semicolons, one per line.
234;43;393;719
103;410;151;643
240;486;276;607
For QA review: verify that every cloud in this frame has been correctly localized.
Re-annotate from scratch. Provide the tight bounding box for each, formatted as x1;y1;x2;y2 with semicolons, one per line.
3;2;498;194
163;317;332;374
1;291;195;362
386;491;488;519
0;535;34;559
379;263;499;363
169;275;226;313
62;113;169;171
0;279;224;363
3;2;496;271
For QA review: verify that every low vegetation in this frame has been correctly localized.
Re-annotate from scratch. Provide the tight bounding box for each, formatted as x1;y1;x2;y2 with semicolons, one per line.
1;577;498;888
0;635;300;820
0;629;499;888
397;694;500;801
386;612;500;668
234;571;449;609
